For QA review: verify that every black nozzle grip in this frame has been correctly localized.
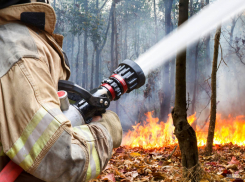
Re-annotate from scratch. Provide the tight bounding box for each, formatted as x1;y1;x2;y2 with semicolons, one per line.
58;80;110;109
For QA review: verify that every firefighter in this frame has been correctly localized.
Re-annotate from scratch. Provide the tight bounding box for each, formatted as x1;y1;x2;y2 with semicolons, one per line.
0;0;123;181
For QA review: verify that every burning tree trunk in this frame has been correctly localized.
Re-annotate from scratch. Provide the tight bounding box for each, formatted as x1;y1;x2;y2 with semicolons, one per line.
205;27;221;155
171;0;199;180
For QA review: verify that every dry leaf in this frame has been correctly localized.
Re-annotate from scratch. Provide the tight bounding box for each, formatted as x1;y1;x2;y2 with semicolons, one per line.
101;174;116;182
130;152;141;157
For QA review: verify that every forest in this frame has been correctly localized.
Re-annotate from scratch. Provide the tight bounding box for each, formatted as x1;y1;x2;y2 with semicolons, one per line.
51;0;245;181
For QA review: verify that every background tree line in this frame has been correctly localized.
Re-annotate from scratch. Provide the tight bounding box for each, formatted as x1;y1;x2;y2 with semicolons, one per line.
51;0;245;136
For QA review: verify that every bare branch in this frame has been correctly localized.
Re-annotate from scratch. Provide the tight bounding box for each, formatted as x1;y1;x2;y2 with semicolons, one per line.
99;0;109;11
167;146;177;160
221;33;245;65
98;3;113;52
217;43;228;72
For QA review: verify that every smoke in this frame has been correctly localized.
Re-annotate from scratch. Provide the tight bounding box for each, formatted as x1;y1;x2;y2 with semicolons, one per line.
120;11;245;130
216;17;245;118
51;0;245;131
187;16;245;127
136;0;245;76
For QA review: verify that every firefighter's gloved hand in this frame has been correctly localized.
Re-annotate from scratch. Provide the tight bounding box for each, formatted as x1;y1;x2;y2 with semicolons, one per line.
90;110;122;148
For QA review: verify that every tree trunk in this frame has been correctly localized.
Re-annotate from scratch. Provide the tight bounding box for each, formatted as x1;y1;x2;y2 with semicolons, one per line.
94;3;112;86
171;0;199;180
190;43;199;130
110;1;119;114
204;0;211;76
124;0;128;60
94;0;100;87
82;30;88;88
110;1;115;72
82;0;88;89
159;0;173;122
205;27;221;155
170;59;175;106
134;18;139;58
95;49;100;86
115;5;119;114
189;0;200;129
153;0;158;42
170;2;177;106
90;50;95;90
76;35;82;85
71;35;75;81
164;0;173;36
70;0;76;82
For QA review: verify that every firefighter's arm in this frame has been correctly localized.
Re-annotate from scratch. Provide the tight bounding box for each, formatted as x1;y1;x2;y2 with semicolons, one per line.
0;57;122;182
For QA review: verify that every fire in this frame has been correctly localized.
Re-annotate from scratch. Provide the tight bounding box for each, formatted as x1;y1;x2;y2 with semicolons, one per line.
122;112;245;149
196;114;245;146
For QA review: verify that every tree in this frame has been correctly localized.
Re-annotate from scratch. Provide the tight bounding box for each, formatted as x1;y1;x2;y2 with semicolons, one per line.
82;0;88;88
204;0;211;76
90;2;112;86
76;35;82;84
171;0;199;180
110;0;120;113
71;0;76;81
110;1;116;72
123;0;128;60
205;27;221;155
189;0;200;129
153;0;158;42
159;0;174;122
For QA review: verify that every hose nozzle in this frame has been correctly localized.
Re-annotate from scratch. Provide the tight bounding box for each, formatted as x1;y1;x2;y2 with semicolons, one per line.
101;59;146;100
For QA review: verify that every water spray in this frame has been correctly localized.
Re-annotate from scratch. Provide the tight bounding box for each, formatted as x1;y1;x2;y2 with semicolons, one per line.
136;0;245;76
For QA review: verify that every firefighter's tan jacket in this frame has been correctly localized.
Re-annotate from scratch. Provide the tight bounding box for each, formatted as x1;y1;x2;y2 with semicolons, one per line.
0;2;123;182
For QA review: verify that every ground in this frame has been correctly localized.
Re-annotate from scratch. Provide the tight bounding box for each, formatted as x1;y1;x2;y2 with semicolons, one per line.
90;144;245;182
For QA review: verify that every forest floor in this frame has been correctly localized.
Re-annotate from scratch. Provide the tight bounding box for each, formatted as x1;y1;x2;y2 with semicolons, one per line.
90;143;245;182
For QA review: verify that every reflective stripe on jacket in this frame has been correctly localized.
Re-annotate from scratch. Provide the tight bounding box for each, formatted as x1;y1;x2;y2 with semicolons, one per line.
0;2;122;182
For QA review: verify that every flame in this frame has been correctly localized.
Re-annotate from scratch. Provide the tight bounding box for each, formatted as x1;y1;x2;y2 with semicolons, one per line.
122;112;245;149
196;114;245;146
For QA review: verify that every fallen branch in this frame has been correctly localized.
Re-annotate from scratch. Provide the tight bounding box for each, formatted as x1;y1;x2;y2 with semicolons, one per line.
167;145;177;160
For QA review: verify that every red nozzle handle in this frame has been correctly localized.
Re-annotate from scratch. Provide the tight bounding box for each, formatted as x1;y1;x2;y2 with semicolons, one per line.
110;74;128;94
0;160;23;182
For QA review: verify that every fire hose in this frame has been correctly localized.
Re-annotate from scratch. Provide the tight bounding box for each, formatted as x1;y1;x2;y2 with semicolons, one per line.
0;59;145;182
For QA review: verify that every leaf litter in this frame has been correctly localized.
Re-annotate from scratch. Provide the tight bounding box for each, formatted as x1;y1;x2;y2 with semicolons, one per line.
90;143;245;182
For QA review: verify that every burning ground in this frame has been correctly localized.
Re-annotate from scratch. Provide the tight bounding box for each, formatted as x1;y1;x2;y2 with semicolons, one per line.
89;112;245;182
